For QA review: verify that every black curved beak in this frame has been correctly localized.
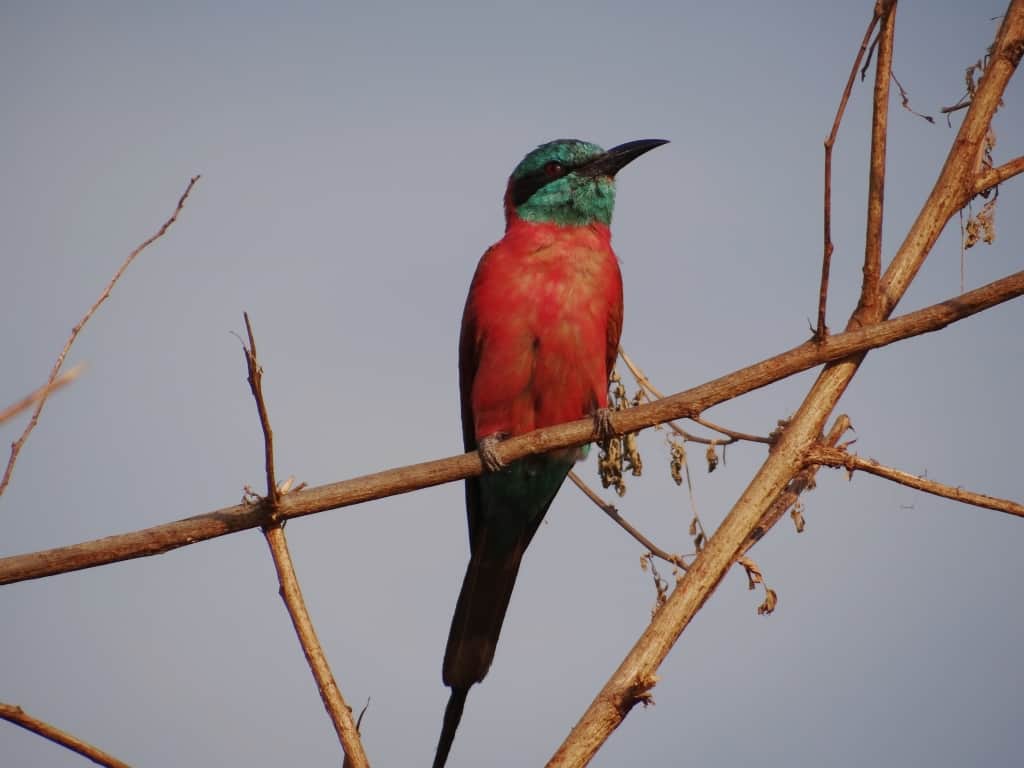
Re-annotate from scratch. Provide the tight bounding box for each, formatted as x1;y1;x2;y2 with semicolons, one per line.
580;139;669;178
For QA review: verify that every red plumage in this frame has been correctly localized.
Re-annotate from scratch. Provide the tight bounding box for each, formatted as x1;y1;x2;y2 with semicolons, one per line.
459;216;623;447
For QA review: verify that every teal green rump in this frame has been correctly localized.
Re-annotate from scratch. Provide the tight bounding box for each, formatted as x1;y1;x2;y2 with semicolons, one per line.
477;455;573;553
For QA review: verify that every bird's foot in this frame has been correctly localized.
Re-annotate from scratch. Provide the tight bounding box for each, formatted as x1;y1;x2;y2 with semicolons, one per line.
592;407;616;443
478;433;508;472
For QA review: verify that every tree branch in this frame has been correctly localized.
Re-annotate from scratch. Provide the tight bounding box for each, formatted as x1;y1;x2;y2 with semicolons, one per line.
0;702;130;768
819;7;882;337
0;176;200;498
858;0;897;320
880;2;1024;314
567;470;689;570
974;154;1024;195
689;414;772;445
0;270;1021;586
741;415;852;555
240;316;370;768
242;313;280;507
547;5;1024;764
0;365;84;425
619;347;770;445
808;444;1024;519
264;526;370;768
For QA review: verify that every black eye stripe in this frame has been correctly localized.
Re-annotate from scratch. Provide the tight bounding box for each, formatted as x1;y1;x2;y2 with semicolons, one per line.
510;163;577;207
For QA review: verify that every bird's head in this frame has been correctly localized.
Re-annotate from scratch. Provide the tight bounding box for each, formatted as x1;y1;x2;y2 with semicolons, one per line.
503;138;668;228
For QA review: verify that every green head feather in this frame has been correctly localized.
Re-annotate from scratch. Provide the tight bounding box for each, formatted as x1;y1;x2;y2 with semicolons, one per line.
507;139;616;227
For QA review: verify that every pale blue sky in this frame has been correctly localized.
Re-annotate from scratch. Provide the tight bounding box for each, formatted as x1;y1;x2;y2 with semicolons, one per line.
2;2;1022;766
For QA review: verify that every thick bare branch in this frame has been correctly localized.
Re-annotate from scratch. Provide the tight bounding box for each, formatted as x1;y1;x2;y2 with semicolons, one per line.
0;702;130;768
0;176;200;498
0;270;1021;586
808;444;1024;519
858;0;897;319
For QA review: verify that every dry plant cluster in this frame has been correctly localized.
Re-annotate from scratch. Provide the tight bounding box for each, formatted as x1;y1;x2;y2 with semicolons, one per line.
2;2;1023;765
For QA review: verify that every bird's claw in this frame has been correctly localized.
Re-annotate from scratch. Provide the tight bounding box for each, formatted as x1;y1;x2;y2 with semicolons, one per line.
478;434;508;473
593;407;616;443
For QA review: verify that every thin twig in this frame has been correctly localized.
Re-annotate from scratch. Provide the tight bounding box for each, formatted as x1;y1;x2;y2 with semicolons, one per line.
242;313;279;507
861;21;881;80
1;270;1021;587
688;415;772;445
663;423;718;446
942;56;987;116
240;315;370;768
891;72;935;123
680;447;708;551
0;365;84;425
808;444;1024;518
617;347;663;398
0;702;131;768
0;176;200;498
820;7;883;338
568;470;689;570
614;353;703;443
618;348;769;445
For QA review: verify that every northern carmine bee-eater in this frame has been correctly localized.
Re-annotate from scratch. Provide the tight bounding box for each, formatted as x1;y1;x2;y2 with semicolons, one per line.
433;137;668;767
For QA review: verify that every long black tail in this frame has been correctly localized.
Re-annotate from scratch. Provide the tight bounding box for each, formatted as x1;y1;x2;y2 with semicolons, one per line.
442;536;528;690
433;457;571;766
432;541;527;767
432;686;468;768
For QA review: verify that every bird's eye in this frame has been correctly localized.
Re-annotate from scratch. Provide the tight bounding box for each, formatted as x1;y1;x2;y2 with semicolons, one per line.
543;161;565;178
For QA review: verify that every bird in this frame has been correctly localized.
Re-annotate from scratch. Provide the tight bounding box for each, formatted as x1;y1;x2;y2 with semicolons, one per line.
432;137;667;768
